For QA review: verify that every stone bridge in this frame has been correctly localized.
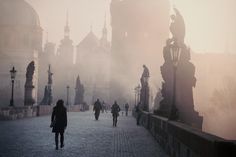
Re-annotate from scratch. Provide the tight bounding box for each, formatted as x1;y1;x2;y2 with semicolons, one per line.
0;110;235;157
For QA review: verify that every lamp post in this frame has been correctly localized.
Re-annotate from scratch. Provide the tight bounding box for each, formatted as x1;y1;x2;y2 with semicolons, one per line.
66;85;70;106
169;42;181;120
10;67;17;107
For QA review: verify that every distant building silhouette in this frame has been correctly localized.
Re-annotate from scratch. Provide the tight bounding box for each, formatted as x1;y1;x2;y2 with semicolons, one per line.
109;0;170;104
0;0;42;106
76;19;111;105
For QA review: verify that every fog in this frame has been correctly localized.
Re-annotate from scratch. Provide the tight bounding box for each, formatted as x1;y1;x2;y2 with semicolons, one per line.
12;0;236;139
28;0;236;139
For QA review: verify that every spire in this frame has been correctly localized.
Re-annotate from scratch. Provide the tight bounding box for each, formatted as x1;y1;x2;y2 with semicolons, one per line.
64;10;70;38
102;13;108;40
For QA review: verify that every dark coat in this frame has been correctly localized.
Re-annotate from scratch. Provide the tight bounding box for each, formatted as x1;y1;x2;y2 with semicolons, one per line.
93;101;102;112
51;106;67;133
111;103;120;117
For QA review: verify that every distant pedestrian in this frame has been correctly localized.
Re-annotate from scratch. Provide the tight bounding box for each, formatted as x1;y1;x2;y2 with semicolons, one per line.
93;99;102;120
111;101;120;127
125;103;129;116
136;102;142;125
50;100;67;150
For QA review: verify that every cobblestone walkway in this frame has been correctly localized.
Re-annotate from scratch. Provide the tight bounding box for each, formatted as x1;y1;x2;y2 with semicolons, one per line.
0;111;168;157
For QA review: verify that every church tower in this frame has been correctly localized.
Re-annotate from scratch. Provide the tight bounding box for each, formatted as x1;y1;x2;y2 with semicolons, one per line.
100;15;110;50
57;11;74;65
54;11;75;104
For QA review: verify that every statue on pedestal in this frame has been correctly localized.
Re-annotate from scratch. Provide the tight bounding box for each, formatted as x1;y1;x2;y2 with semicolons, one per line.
155;39;174;117
140;65;150;111
156;8;203;129
24;61;35;106
40;65;53;105
74;74;85;105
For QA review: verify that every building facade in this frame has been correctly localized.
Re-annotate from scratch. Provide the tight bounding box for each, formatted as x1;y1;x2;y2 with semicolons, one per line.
0;0;42;107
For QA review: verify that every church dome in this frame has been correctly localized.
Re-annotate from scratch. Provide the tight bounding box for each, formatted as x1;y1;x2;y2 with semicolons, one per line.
0;0;40;27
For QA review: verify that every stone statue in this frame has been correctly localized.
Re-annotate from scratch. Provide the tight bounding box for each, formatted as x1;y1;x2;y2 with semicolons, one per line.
40;65;53;105
140;65;150;111
156;8;203;129
141;64;150;87
155;39;174;117
48;65;53;85
24;61;35;106
170;8;185;45
74;74;85;105
175;47;202;128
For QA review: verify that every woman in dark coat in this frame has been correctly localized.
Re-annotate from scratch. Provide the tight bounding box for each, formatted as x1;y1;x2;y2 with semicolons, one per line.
51;100;67;150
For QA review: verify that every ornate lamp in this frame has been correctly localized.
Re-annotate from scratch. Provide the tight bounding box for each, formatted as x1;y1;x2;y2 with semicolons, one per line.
169;42;181;120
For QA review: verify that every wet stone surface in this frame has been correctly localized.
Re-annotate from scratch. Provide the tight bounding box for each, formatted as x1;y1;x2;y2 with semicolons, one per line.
0;111;168;157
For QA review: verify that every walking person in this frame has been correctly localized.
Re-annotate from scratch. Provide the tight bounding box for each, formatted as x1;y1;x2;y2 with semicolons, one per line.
93;99;102;120
50;100;67;150
136;102;142;125
111;101;120;127
125;103;129;116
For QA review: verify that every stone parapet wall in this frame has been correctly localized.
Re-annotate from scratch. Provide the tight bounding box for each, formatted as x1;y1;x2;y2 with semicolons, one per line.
137;110;236;157
0;106;38;120
67;105;82;112
0;105;88;120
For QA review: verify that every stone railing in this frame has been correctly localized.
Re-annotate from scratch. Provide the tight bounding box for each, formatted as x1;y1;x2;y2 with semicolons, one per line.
0;104;88;120
135;110;236;157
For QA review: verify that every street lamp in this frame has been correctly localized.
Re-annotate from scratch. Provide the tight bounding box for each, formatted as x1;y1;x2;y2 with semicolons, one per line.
66;85;70;106
10;66;17;107
169;42;181;120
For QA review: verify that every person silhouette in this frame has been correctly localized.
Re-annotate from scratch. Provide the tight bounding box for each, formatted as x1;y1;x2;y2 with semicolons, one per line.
93;99;102;120
111;101;121;127
125;103;129;116
50;99;67;150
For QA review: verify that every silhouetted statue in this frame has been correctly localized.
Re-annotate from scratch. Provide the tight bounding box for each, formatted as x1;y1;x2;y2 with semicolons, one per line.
48;65;53;85
170;8;185;45
175;47;202;128
93;99;102;120
111;101;121;127
74;75;85;105
141;64;150;86
140;65;150;111
156;8;203;129
24;61;35;106
40;65;53;105
50;100;67;150
156;39;174;117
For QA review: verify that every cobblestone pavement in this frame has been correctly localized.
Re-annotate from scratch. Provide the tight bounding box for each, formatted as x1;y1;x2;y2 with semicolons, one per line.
0;111;168;157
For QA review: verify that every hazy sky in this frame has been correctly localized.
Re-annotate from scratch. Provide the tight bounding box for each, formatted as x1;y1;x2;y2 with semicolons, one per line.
26;0;236;53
